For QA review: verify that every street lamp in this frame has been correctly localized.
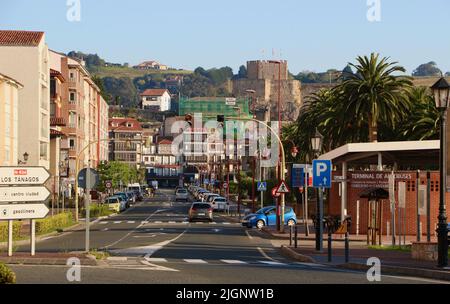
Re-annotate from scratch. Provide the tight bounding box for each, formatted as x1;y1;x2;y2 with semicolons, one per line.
311;128;324;251
18;152;29;165
431;77;450;267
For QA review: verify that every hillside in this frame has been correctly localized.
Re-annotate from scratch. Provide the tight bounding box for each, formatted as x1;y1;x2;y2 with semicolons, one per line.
88;65;193;79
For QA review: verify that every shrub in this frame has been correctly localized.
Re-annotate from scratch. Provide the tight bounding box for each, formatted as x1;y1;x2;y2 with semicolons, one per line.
0;222;22;242
81;204;113;218
35;212;73;235
0;263;16;284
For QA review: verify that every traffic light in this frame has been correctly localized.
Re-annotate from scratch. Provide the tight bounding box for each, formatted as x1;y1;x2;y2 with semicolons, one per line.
217;115;225;123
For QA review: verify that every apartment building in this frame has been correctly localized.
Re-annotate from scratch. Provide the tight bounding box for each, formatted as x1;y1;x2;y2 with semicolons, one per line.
109;117;143;167
0;30;50;168
50;50;109;189
144;138;182;187
0;73;22;166
140;89;171;111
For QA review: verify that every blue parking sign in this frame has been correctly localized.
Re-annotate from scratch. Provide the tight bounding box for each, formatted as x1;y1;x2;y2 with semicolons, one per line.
312;160;332;188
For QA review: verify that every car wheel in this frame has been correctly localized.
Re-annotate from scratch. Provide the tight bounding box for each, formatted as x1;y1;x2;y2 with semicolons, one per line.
256;220;265;229
287;219;295;226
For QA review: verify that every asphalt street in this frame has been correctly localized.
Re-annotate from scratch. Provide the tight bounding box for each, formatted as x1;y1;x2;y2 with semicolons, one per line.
9;189;449;284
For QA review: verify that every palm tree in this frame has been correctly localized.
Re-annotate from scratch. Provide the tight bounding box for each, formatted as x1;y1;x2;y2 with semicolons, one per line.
338;53;412;142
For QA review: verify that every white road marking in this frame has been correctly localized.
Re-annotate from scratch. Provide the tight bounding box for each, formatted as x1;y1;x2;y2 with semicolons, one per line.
259;261;286;266
221;260;247;264
223;222;231;225
145;258;168;263
100;222;108;224
140;260;179;272
168;221;176;224
127;221;135;224
107;257;127;261
141;221;149;224
114;221;122;224
257;247;278;263
245;230;253;240
184;259;208;264
154;221;162;224
101;228;109;232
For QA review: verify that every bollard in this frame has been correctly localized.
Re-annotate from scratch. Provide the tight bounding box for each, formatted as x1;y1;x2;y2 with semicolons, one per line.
289;225;292;246
294;225;298;248
328;232;332;262
345;232;350;263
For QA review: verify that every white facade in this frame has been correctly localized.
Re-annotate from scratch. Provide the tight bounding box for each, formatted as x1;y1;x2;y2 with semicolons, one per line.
0;32;50;168
141;90;171;111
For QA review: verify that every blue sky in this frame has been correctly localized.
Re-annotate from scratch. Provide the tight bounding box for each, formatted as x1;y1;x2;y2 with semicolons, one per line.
1;0;449;74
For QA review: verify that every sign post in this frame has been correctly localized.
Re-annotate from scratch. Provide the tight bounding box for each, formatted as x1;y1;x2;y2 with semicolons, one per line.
388;172;396;246
0;167;51;257
312;160;332;252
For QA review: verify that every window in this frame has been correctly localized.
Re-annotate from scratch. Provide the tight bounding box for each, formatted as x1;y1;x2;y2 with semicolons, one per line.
41;114;48;138
69;139;75;149
69;92;76;103
40;142;48;160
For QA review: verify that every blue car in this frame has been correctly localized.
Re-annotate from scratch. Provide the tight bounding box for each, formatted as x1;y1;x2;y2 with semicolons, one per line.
242;206;297;229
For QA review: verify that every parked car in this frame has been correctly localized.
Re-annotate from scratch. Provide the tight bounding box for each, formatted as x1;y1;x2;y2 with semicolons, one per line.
188;202;213;222
205;193;219;203
175;188;189;201
241;206;297;229
105;196;125;213
114;192;131;208
210;196;229;211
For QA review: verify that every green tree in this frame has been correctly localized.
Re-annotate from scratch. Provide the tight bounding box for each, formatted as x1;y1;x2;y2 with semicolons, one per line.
338;53;412;142
412;61;442;77
97;161;139;191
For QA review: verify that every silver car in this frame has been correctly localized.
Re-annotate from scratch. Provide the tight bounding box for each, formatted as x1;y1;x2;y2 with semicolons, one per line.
175;188;189;201
188;202;213;222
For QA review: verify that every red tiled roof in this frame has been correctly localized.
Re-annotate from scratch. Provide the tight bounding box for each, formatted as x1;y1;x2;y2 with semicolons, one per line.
50;117;67;127
109;117;143;132
140;89;168;96
50;69;65;82
158;139;173;145
0;30;44;46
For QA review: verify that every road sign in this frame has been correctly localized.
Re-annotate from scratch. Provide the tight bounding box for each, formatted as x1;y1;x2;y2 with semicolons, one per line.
0;203;49;220
77;168;99;190
271;187;280;198
225;97;236;106
276;180;290;194
223;182;228;189
0;167;50;186
291;165;305;187
257;182;267;192
0;186;51;203
105;181;112;189
312;160;332;188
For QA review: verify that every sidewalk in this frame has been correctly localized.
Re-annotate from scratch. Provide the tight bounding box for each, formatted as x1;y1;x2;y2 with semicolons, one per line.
262;227;450;281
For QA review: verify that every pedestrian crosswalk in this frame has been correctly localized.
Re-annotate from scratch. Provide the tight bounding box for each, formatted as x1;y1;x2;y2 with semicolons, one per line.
97;220;239;226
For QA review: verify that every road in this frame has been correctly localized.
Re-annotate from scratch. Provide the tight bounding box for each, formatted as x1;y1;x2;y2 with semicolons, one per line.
9;189;448;284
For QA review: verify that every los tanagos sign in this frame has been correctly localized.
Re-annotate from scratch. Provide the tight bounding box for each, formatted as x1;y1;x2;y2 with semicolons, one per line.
348;171;414;189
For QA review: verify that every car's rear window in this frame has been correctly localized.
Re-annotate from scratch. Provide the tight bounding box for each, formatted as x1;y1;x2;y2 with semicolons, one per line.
107;198;118;204
177;189;187;193
193;203;211;209
214;198;226;202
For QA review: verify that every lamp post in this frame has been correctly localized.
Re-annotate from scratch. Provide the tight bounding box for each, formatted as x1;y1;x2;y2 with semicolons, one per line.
431;77;450;268
311;128;324;251
18;152;29;165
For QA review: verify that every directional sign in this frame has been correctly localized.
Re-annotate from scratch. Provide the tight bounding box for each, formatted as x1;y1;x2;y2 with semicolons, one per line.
0;204;49;220
0;186;51;203
105;181;112;189
276;180;290;194
257;182;267;192
312;160;332;188
77;168;99;190
0;167;50;186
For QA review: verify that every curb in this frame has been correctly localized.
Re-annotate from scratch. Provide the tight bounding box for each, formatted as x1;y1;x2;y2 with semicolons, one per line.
335;263;450;281
260;227;365;242
279;245;316;263
0;213;116;250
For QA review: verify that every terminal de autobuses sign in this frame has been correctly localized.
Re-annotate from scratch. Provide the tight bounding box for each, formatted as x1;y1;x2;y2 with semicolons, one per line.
348;171;414;189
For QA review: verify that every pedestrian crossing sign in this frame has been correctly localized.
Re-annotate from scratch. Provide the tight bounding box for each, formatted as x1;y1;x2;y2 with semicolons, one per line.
275;180;290;194
257;182;267;192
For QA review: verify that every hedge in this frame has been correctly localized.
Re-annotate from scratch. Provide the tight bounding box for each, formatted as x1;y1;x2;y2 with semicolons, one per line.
81;204;113;218
35;212;74;235
0;263;16;284
0;222;22;242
